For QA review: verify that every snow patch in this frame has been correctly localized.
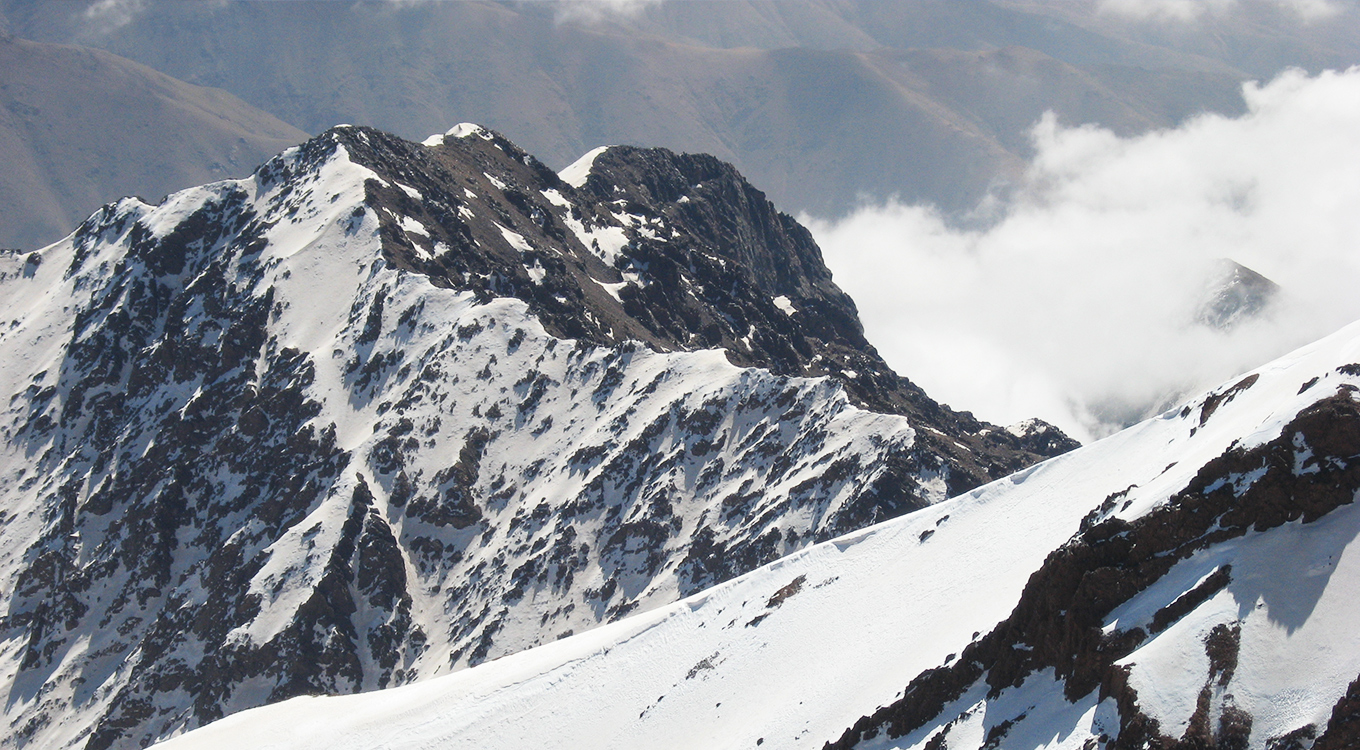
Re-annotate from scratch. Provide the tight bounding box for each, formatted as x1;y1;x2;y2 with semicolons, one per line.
598;280;628;303
542;188;571;208
559;212;629;266
497;224;532;253
559;146;611;188
399;216;428;238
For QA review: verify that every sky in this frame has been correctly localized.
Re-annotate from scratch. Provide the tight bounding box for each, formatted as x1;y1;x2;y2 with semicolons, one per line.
810;67;1360;442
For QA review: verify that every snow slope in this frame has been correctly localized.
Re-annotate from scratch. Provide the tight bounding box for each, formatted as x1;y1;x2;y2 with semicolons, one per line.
155;316;1360;750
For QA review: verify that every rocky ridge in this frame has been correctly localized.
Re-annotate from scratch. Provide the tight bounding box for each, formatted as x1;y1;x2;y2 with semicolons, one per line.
0;124;1071;749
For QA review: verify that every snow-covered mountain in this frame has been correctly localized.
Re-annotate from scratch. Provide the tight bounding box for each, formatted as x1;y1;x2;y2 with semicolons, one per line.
0;124;1071;749
153;305;1360;750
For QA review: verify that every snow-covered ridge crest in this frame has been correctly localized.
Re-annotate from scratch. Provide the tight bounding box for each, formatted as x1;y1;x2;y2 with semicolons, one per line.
155;316;1360;750
0;124;1074;749
420;122;495;148
558;145;613;188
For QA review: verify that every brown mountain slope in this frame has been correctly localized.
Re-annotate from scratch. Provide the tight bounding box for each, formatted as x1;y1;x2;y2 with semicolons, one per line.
7;0;1355;223
0;35;307;250
1;0;1263;217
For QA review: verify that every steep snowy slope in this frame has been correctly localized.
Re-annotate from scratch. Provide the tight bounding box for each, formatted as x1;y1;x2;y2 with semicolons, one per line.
0;125;1069;749
155;316;1360;750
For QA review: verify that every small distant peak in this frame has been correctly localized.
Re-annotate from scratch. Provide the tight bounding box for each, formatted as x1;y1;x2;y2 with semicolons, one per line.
1005;418;1045;438
448;122;492;140
559;146;614;188
423;123;494;147
1196;258;1279;331
320;124;380;146
1005;417;1081;455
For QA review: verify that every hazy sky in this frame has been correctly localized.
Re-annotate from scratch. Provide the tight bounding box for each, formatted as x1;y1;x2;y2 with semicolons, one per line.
812;67;1360;442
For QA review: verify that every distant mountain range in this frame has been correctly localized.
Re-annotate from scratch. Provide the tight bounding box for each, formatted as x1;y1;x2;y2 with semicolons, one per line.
0;34;306;251
5;0;1360;249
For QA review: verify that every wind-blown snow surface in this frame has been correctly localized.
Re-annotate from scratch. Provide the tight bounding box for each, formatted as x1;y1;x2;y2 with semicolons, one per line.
0;125;1045;749
156;317;1360;749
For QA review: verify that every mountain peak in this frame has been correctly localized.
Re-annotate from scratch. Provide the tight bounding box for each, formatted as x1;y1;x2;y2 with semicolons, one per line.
330;126;1077;476
558;144;614;188
0;123;1071;749
420;122;499;147
1196;257;1279;331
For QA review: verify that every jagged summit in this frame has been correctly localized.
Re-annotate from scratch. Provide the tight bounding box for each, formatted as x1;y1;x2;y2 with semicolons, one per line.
336;124;1076;485
0;124;1070;749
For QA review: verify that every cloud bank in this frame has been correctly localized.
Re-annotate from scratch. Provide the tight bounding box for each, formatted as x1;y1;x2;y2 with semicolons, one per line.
809;67;1360;443
1098;0;1345;22
550;0;662;25
79;0;145;36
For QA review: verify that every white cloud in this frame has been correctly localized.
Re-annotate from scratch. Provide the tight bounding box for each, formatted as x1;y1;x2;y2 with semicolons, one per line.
1097;0;1345;22
80;0;145;36
1098;0;1224;21
551;0;662;25
809;67;1360;443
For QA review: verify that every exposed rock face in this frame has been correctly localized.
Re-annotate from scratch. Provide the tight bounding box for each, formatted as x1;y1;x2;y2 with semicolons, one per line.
355;125;1075;488
0;125;1072;749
